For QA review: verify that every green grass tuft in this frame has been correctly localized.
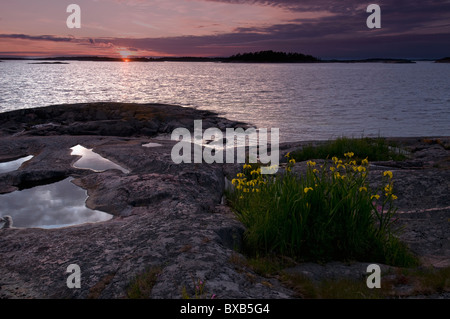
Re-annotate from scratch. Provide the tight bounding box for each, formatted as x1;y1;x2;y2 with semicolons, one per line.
126;266;162;299
291;137;407;162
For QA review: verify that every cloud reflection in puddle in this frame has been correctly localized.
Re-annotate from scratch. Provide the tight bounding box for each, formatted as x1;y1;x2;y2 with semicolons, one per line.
0;155;34;174
142;142;163;148
0;177;112;229
70;144;129;174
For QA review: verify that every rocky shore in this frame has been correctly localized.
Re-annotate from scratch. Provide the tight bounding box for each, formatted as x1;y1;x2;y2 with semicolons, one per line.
0;103;448;299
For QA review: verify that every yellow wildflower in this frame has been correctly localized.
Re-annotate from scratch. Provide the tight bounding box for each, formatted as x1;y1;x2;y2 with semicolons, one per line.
289;159;296;164
391;194;398;200
332;156;338;164
371;194;380;200
304;187;313;194
330;167;336;172
232;178;238;185
383;171;393;179
357;166;366;172
236;173;244;178
384;184;393;195
285;152;291;158
243;164;252;169
312;169;318;174
362;157;369;165
359;186;367;192
307;161;316;167
344;152;354;158
250;170;259;175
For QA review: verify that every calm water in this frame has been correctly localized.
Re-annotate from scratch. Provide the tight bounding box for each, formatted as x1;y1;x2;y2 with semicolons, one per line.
0;155;33;174
0;60;449;142
71;144;129;174
0;178;112;229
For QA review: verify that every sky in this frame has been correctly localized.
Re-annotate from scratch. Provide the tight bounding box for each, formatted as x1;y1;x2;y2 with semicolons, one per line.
0;0;449;59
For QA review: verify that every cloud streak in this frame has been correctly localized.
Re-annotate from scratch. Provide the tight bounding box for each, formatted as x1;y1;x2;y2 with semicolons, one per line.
0;34;75;42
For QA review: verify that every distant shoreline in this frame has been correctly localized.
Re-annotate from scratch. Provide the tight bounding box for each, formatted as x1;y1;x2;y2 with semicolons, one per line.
0;56;423;63
1;50;447;63
3;54;448;64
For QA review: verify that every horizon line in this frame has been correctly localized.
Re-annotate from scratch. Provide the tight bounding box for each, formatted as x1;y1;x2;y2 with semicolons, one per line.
0;53;446;61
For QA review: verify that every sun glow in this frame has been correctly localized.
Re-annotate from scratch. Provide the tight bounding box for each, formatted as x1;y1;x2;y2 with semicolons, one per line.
119;49;133;58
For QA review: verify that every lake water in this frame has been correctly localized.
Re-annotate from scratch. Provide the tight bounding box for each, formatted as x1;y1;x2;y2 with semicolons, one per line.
0;60;449;142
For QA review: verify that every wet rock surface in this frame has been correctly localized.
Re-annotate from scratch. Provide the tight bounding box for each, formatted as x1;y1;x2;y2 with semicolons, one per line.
0;103;449;299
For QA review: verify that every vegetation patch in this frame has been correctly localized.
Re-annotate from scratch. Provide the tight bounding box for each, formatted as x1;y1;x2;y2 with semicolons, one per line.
280;266;450;299
226;152;417;267
181;276;216;299
126;266;163;299
290;137;407;162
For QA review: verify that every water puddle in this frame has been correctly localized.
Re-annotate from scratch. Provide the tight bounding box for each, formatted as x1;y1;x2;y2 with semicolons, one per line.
0;177;112;229
142;142;163;148
70;145;129;173
0;155;33;174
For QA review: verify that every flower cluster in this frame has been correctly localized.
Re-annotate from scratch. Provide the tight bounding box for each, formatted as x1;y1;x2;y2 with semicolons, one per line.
231;164;266;194
232;152;399;213
284;152;297;172
226;147;409;265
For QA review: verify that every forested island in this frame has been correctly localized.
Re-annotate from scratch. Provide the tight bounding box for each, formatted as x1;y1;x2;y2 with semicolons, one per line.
435;57;450;63
224;51;319;63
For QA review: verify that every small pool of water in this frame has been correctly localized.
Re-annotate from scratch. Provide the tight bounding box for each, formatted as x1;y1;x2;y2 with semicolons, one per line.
142;142;163;148
0;155;33;174
0;177;112;229
70;145;129;173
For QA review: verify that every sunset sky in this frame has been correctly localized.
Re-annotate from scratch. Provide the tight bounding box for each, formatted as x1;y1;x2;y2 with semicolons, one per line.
1;0;449;59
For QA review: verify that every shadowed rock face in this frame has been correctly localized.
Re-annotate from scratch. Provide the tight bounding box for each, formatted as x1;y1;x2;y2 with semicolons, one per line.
0;102;249;137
